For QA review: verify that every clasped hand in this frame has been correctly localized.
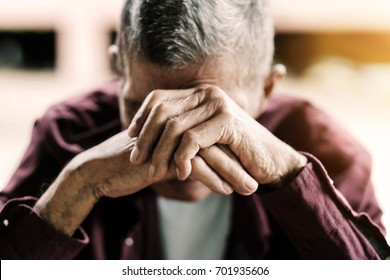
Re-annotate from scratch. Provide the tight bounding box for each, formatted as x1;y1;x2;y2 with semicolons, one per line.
124;85;303;196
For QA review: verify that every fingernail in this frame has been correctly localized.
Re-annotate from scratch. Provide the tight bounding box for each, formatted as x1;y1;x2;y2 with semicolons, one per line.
130;147;140;164
176;167;181;180
223;183;233;194
245;176;258;192
128;122;136;136
148;164;156;179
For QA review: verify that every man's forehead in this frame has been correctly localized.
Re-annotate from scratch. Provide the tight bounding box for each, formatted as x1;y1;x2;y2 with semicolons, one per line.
127;55;239;95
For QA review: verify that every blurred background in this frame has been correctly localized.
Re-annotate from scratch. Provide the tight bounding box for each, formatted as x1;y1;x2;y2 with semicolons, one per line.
0;0;389;242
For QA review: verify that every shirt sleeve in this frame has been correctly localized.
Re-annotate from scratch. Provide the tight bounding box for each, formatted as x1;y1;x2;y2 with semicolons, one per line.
259;153;390;260
0;197;88;259
0;82;120;260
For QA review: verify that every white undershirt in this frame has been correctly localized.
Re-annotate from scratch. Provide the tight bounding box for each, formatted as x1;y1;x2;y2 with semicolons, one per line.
157;193;232;260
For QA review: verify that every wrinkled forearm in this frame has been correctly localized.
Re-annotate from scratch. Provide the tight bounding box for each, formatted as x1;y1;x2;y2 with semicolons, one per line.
33;155;100;237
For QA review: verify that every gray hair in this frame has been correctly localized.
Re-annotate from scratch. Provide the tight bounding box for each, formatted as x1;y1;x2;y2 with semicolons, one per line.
118;0;274;91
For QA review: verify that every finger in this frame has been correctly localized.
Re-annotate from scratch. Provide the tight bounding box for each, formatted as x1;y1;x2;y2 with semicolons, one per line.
128;88;196;137
149;100;219;180
153;161;177;183
174;113;235;179
130;92;203;165
189;155;233;195
199;145;258;195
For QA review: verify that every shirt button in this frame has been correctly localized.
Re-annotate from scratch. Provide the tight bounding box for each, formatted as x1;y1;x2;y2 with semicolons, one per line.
3;219;9;227
125;237;134;246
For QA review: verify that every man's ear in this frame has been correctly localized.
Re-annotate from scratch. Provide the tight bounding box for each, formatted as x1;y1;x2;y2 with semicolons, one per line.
263;64;286;98
108;44;122;76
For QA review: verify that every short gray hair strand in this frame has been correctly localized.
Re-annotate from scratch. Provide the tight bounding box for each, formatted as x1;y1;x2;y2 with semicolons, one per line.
119;0;274;91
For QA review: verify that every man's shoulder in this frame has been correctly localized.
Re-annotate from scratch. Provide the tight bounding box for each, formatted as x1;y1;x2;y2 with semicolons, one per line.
43;80;120;120
260;93;346;142
260;93;371;180
259;94;311;130
37;80;121;153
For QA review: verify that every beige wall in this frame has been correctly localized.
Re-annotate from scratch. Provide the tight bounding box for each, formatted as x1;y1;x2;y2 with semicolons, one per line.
271;0;390;32
0;0;123;86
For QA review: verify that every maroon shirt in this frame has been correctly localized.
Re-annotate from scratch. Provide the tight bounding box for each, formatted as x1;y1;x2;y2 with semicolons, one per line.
0;81;389;259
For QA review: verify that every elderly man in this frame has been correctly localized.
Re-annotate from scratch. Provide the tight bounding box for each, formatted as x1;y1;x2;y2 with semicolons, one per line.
0;0;389;259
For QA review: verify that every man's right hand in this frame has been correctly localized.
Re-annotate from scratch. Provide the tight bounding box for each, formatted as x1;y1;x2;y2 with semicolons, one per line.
34;130;169;236
80;131;168;199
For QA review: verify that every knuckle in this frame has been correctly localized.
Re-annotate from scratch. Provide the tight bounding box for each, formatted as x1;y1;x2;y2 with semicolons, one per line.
173;152;185;164
205;87;228;112
131;115;141;126
224;159;236;173
135;135;153;152
153;102;168;115
206;86;225;99
154;165;168;181
165;117;181;133
134;140;146;152
174;149;191;166
149;89;163;102
190;155;202;166
220;110;234;122
182;130;198;144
